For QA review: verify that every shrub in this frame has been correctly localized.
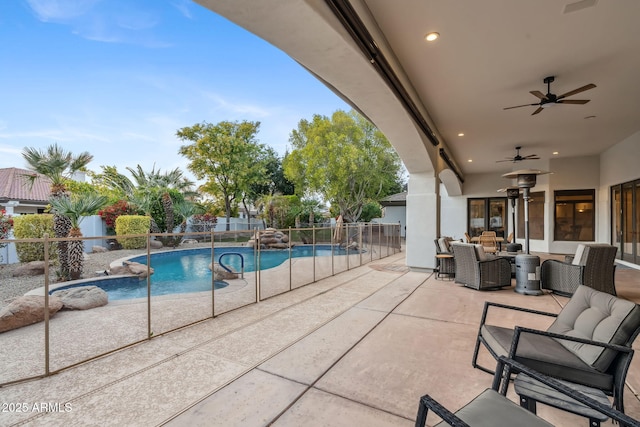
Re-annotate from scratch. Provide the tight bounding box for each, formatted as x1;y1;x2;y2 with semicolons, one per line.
99;200;137;234
12;214;58;262
0;209;12;242
115;215;150;249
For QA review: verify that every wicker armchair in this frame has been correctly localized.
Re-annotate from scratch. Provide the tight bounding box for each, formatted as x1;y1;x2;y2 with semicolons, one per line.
541;244;618;296
450;242;511;290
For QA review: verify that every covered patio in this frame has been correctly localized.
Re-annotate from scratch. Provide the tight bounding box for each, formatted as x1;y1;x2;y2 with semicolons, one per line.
2;250;639;426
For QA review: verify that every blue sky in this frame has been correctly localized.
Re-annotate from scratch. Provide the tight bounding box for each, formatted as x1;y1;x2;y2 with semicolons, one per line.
0;0;350;182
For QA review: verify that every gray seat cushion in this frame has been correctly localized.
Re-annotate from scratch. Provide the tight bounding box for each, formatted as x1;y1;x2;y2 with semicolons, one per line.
481;325;614;391
434;389;553;427
547;285;640;372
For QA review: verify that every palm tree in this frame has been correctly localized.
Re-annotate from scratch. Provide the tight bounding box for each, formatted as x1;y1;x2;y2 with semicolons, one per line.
22;143;94;280
48;194;107;280
93;164;197;235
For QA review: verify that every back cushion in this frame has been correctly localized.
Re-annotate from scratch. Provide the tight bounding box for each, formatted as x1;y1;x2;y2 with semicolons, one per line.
572;244;586;265
474;244;488;261
548;285;640;372
438;238;449;253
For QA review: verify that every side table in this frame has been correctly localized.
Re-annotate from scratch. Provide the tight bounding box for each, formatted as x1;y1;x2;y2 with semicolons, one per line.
435;254;455;280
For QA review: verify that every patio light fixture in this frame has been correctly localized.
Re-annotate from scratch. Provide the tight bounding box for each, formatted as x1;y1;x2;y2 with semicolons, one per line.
502;169;549;254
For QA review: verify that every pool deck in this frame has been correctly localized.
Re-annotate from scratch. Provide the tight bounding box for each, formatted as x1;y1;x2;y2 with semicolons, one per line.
1;250;640;426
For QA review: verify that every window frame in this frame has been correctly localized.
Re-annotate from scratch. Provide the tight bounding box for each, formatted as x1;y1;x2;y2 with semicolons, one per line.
553;189;595;242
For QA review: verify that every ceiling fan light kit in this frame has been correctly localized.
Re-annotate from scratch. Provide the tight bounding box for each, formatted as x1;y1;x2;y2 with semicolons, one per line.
504;76;596;115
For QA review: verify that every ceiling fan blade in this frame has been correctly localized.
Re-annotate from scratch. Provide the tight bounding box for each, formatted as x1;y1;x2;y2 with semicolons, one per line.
504;103;539;110
531;107;544;115
557;83;596;99
557;99;590;105
530;90;547;100
523;155;541;160
496;159;515;163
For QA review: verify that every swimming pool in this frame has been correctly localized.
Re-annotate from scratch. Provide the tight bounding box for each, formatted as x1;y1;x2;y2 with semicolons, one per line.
54;245;350;301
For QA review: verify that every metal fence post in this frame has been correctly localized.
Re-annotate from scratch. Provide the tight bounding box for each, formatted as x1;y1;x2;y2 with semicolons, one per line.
44;233;50;376
346;223;350;270
369;223;374;262
331;223;335;276
146;233;152;339
288;227;292;291
256;227;260;302
359;223;363;266
211;230;216;318
312;225;316;282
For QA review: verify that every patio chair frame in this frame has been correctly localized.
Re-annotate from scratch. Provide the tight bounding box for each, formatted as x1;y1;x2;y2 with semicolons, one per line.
472;300;640;413
416;356;640;427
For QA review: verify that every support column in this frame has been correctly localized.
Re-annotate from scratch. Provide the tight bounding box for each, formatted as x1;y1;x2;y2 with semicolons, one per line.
406;172;438;271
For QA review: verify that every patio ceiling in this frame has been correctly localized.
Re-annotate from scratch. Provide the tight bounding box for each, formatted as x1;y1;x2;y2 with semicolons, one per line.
197;0;640;178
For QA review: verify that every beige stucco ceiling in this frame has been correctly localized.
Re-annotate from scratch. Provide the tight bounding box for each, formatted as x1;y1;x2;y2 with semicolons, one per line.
197;0;640;179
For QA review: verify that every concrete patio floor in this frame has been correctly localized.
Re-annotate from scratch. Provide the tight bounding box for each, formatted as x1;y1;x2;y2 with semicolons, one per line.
2;250;640;426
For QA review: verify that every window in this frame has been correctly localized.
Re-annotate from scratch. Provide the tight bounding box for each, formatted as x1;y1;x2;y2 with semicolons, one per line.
517;191;545;240
554;189;595;241
467;198;507;237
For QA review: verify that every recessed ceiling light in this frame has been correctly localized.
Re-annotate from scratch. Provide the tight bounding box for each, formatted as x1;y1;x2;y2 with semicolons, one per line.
553;151;559;155
425;32;439;42
458;133;464;137
467;159;473;163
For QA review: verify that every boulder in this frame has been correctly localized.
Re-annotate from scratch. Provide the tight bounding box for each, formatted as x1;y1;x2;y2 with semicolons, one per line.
269;243;290;249
246;229;293;249
150;240;163;249
52;286;108;310
0;296;63;333
12;261;49;277
208;263;239;280
92;245;108;253
109;261;154;279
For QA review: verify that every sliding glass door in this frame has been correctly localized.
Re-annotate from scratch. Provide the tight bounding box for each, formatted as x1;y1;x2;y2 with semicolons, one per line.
612;179;640;264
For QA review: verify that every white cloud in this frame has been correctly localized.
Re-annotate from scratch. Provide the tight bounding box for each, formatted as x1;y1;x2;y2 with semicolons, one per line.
205;92;272;118
25;0;101;22
24;0;174;48
171;0;194;19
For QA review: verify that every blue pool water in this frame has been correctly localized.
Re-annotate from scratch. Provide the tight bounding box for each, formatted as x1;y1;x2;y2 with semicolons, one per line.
53;245;348;301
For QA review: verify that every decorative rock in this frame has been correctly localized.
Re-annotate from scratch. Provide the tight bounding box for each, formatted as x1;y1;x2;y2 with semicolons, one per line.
12;261;49;277
208;263;239;280
269;243;289;249
246;229;293;250
109;261;154;279
92;245;108;253
150;240;163;249
0;296;63;333
52;286;108;310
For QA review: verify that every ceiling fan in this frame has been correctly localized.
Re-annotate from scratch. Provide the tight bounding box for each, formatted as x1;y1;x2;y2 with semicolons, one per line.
504;76;596;115
496;146;540;163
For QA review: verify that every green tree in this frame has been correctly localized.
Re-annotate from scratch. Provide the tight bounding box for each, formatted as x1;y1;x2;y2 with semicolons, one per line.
177;120;269;231
22;143;94;280
91;164;196;238
360;201;383;222
249;147;295;197
256;194;300;229
284;110;403;222
48;193;107;280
